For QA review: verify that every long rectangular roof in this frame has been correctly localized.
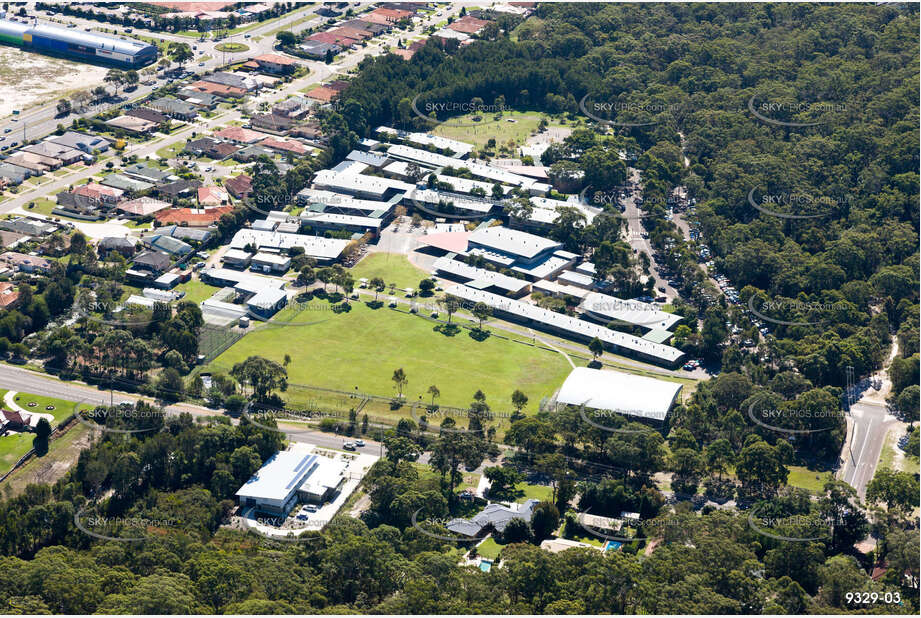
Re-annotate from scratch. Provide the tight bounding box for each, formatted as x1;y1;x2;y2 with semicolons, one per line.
229;229;349;260
433;256;529;294
468;225;562;260
312;169;413;198
445;285;685;363
25;20;156;57
581;291;684;331
556;367;682;422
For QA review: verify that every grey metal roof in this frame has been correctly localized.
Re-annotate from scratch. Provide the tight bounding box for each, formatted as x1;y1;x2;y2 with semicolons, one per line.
26;21;155;57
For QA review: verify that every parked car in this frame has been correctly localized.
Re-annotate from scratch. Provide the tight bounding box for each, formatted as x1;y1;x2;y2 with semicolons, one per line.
355;439;365;447
343;442;356;451
305;504;318;513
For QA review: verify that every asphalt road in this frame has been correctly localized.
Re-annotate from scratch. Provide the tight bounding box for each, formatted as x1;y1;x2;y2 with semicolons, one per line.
0;361;385;457
838;396;900;499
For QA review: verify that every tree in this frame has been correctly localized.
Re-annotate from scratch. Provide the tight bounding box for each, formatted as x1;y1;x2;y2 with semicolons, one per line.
735;438;788;497
530;501;560;541
418;278;435;296
427;384;440;408
588;337;604;364
34;417;52;440
511;389;528;417
484;465;522;500
703;438;734;480
472;302;492;331
104;69;124;94
383;435;422;464
502;517;531;544
441;295;460;325
276;30;296;46
56;99;72;116
156;367;184;401
866;468;920;516
123;70;139;88
391;368;407;400
370;277;385;301
168;41;193;70
230;356;287;401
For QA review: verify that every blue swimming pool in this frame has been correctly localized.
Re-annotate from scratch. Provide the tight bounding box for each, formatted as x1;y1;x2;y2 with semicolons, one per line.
479;559;493;572
603;540;622;552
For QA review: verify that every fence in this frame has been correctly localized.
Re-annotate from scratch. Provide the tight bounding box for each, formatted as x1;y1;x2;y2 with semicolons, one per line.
198;324;245;362
0;413;78;485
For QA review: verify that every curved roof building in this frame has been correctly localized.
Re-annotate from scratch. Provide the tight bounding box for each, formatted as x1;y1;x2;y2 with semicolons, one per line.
0;17;157;67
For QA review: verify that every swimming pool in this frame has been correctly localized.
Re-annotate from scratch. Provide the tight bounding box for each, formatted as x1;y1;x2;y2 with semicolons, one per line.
479;559;493;572
603;540;622;552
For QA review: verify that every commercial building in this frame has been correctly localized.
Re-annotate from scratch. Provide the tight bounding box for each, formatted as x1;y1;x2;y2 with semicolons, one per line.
0;18;157;67
235;445;348;517
312;169;413;201
555;367;683;423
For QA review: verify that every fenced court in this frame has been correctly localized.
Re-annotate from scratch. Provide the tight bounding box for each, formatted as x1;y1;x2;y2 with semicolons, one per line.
198;324;245;363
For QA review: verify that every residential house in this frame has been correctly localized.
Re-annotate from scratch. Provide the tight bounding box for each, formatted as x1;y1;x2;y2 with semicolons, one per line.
126;107;169;126
272;96;312;119
116;197;171;218
155;205;234;227
298;40;341;59
233;145;276;162
250;113;295;134
100;173;154;194
21;142;84;165
201;71;259;92
149;97;198;121
0;252;52;273
46;131;111;153
177;89;220;110
155;179;202;202
197;186;230;207
0;281;19;309
73;182;124;207
98;236;137;258
122;164;174;184
213;126;270;144
131;250;171;274
184;137;239;159
6;152;61;173
259;136;310;156
105;115;159;134
224;174;253;200
144;233;193;257
0;217;56;236
252;53;299;74
187;80;246;99
447;15;491;35
308;31;358;49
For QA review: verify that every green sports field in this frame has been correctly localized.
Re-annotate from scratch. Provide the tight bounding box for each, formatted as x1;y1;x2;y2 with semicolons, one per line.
208;297;572;411
350;253;430;292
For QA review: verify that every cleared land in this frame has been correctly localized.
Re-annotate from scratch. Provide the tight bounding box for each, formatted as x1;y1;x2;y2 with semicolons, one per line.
0;389;87;475
209;296;572;410
430;110;581;152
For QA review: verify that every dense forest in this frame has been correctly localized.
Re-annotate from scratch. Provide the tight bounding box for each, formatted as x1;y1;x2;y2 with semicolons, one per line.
0;3;918;615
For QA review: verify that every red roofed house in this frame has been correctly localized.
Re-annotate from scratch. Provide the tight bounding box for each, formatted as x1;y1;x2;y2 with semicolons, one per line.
155;205;234;227
448;15;491;35
187;80;246;98
332;26;373;41
309;31;358;48
391;48;415;60
0;282;19;309
363;7;412;25
259;137;309;156
74;182;123;206
305;86;340;104
253;53;299;74
0;409;32;431
213;126;270;144
197;186;230;207
224;174;252;200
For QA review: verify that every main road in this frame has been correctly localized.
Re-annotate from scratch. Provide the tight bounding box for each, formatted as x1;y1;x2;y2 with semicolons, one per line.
0;361;385;457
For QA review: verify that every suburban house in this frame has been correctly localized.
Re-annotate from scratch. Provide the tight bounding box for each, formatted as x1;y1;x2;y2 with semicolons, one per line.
46;131;111;153
224;174;253;200
149;97;199;121
252;53;299;74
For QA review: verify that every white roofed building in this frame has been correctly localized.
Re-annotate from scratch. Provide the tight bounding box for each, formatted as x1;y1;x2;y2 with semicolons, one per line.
555;367;682;423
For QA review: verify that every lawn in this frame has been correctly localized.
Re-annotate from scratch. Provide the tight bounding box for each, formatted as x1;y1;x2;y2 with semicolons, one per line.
155;141;186;160
0;389;88;475
515;481;553;502
786;466;834;493
1;423;97;496
215;42;250;52
175;279;222;304
350;253;430;292
475;537;506;560
430;110;580;152
23;197;57;216
208;296;572;411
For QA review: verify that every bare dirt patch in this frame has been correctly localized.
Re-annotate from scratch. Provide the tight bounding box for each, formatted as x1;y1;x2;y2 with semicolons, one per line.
0;47;108;119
